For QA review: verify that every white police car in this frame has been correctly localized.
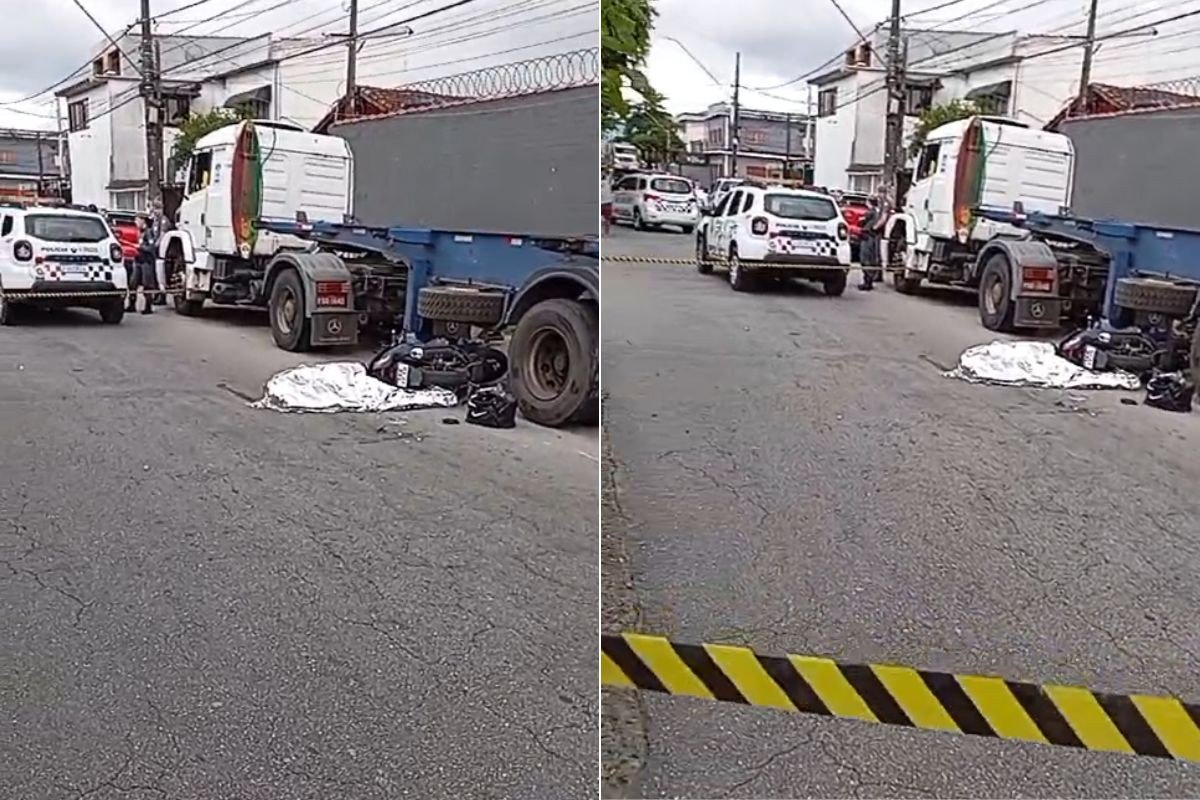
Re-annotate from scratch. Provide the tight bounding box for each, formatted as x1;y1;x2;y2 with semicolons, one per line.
695;184;852;294
0;204;128;325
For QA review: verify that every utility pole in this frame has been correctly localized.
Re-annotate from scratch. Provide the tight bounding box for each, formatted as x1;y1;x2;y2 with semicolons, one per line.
730;51;741;178
882;0;904;206
139;0;163;208
345;0;360;117
784;112;792;180
1075;0;1100;115
35;132;44;199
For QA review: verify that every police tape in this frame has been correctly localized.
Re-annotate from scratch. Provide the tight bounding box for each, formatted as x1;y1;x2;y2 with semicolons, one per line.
0;288;185;301
601;255;900;273
602;633;1200;763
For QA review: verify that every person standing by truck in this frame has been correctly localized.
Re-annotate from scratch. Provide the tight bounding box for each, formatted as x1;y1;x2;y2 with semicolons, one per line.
858;196;882;291
127;215;159;315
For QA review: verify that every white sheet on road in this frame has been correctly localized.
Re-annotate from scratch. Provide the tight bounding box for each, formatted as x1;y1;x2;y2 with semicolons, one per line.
945;340;1141;390
252;363;459;413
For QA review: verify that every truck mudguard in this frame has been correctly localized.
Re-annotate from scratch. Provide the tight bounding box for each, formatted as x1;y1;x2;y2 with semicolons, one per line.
158;229;196;264
975;238;1057;292
880;212;917;268
505;266;598;325
265;251;356;315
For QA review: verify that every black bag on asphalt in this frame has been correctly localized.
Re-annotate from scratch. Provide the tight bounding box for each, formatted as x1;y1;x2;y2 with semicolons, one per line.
466;385;517;428
1145;370;1195;413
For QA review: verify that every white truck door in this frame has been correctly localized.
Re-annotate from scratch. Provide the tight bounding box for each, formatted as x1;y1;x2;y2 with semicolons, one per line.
907;140;946;237
177;149;212;249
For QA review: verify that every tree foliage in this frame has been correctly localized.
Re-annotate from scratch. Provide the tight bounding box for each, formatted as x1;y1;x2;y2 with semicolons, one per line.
908;99;979;156
622;88;683;167
601;0;656;129
169;107;252;170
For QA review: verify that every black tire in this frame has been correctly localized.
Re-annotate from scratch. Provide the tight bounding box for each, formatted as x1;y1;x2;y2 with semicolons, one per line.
633;208;646;231
696;236;712;274
1113;277;1198;316
1190;327;1200;387
823;272;847;297
680;225;694;235
269;269;311;352
99;300;124;325
0;293;19;326
174;294;204;316
728;247;752;292
417;286;505;325
978;253;1016;332
509;298;598;427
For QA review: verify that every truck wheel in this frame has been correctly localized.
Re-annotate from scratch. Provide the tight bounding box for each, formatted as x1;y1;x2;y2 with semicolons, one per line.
1190;326;1200;387
1114;277;1198;317
978;254;1017;332
99;300;124;325
893;273;922;294
823;271;847;297
174;295;204;316
696;236;712;274
269;269;312;352
509;298;598;427
417;286;505;326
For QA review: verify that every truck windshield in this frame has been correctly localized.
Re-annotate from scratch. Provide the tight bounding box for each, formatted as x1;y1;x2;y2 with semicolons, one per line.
765;194;838;221
25;214;109;242
650;178;692;195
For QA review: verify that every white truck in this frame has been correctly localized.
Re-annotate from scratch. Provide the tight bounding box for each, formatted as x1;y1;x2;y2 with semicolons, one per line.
883;116;1109;331
158;120;392;349
604;141;641;172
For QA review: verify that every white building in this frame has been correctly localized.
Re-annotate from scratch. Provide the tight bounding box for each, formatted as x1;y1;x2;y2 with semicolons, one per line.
57;32;381;210
811;27;1107;194
674;102;814;183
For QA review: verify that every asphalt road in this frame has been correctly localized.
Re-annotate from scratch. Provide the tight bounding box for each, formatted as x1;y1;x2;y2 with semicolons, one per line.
0;303;597;799
601;225;1200;798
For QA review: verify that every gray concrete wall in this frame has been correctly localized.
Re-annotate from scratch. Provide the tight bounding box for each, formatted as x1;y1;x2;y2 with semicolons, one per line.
1061;108;1200;229
333;86;597;238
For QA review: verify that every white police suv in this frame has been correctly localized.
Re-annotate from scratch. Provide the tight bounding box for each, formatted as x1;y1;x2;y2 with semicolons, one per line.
0;204;128;325
695;184;852;294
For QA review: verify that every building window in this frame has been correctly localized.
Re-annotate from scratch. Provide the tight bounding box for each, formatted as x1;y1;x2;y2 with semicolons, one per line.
105;51;120;75
743;129;768;146
849;173;881;194
110;190;147;211
818;88;838;117
0;150;15;166
68;99;89;132
706;126;725;147
164;95;192;126
905;85;934;115
232;98;269;119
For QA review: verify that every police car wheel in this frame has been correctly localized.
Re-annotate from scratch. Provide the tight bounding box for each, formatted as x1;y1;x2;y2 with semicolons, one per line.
99;300;124;325
696;237;712;274
0;295;20;326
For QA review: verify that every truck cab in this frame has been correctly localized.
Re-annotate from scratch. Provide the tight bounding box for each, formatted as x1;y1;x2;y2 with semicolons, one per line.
884;116;1106;331
162;120;354;317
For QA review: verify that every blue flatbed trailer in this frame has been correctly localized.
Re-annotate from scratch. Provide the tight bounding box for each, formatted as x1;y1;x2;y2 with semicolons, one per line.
977;206;1200;381
255;218;599;427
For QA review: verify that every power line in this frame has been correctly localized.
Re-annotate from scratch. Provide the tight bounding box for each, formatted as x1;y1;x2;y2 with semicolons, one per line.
827;0;868;42
67;0;148;80
902;0;977;19
152;0;224;20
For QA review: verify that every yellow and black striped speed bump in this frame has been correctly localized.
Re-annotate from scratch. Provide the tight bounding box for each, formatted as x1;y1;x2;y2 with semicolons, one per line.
602;633;1200;763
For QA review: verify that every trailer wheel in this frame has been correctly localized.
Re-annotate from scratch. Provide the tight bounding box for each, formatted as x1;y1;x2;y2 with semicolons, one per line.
1114;277;1198;317
979;253;1016;332
417;286;505;326
269;269;311;352
509;298;598;427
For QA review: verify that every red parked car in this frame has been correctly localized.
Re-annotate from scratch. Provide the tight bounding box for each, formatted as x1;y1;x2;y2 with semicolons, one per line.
106;211;141;266
839;192;871;261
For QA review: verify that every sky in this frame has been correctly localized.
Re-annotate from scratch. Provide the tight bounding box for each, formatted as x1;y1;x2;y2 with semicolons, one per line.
645;0;1200;115
0;0;598;129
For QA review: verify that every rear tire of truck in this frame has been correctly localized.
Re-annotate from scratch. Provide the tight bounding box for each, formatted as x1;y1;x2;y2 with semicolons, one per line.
99;300;124;325
417;286;505;326
269;269;312;352
174;295;204;316
1113;277;1198;317
509;298;598;427
696;237;712;274
979;254;1017;332
823;272;847;297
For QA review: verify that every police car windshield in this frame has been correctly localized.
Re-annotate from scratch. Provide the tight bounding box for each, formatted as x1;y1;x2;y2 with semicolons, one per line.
25;214;109;243
765;194;838;221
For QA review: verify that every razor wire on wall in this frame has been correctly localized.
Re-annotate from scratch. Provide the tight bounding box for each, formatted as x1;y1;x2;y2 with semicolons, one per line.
335;48;599;124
